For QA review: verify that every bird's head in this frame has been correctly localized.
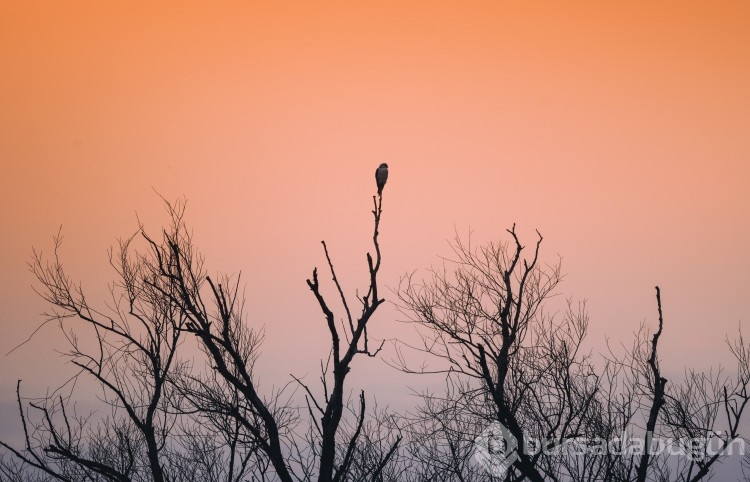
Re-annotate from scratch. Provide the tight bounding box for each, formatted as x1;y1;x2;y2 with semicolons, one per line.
380;162;389;168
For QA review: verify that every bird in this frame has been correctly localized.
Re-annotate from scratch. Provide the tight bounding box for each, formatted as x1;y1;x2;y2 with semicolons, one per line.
375;163;389;196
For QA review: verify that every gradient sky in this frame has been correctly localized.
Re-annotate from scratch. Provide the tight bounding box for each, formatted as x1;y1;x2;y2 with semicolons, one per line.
1;1;749;445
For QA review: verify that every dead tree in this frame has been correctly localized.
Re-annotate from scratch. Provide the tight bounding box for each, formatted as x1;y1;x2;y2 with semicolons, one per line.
140;194;400;481
0;217;188;481
605;288;750;482
296;193;401;482
0;202;280;481
396;226;589;481
659;321;750;481
2;188;402;482
137;205;294;481
396;228;750;482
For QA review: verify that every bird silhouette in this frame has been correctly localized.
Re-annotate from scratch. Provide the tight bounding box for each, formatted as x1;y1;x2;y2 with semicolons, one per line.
375;163;389;196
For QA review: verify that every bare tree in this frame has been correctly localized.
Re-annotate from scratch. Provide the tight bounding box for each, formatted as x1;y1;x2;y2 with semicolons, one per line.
148;194;401;481
395;227;750;482
661;328;750;482
0;217;192;481
0;202;278;481
603;291;750;482
6;195;748;482
1;188;400;482
297;194;402;482
395;226;584;481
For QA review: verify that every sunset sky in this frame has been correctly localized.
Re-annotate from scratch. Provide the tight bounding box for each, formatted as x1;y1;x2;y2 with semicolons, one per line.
1;1;749;445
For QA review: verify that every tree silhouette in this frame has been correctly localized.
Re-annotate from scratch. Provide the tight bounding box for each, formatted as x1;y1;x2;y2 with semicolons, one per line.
2;200;749;482
395;227;750;482
0;191;399;481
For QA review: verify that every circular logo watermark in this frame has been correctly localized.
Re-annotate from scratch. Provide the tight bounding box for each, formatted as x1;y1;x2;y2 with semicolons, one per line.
474;421;518;477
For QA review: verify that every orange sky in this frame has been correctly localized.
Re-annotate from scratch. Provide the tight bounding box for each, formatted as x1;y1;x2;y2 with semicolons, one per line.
2;1;749;437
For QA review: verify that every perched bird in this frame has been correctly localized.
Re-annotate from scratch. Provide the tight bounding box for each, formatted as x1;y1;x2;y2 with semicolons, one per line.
375;163;389;195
